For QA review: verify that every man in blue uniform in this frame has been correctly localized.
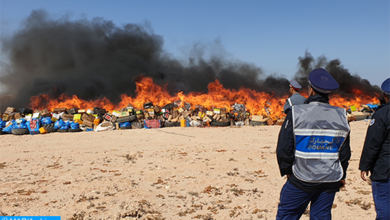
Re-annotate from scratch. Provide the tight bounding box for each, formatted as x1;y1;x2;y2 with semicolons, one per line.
359;78;390;220
276;68;351;220
283;79;306;114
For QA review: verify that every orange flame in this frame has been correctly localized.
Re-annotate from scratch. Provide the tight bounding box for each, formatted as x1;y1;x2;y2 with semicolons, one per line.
29;77;379;119
328;89;380;109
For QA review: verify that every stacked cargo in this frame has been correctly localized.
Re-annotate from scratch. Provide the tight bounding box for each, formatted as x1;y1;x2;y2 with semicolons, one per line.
0;101;376;135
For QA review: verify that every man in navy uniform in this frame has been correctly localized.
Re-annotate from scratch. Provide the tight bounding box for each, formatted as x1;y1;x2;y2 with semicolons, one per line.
283;79;306;114
276;68;351;220
359;78;390;220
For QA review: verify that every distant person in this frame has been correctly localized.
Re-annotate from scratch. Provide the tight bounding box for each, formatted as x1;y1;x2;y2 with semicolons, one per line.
283;79;306;114
359;78;390;220
276;68;351;220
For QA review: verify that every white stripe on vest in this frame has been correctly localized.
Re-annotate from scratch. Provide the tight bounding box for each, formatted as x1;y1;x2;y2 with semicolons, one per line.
294;129;348;137
295;150;339;159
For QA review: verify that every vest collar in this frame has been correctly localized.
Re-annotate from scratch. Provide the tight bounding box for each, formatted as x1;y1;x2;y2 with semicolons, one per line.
304;94;329;104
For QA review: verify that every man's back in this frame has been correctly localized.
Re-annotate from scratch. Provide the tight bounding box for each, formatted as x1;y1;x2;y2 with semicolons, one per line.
283;93;306;113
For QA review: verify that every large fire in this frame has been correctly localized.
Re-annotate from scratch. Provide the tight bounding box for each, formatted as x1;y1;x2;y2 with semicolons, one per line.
29;77;380;119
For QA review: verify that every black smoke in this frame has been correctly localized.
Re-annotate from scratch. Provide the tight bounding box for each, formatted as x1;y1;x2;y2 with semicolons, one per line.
295;51;382;97
0;10;289;109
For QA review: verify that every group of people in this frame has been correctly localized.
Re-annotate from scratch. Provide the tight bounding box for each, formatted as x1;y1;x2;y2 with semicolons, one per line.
276;68;390;220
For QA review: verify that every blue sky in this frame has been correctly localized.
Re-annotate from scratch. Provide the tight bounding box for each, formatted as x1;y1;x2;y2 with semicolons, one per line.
0;0;389;86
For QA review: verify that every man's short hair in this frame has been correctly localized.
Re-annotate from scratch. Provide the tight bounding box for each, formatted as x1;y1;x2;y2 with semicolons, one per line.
384;92;390;101
312;86;329;97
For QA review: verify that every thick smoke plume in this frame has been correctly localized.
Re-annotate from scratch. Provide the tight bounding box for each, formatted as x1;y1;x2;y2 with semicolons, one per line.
295;52;382;97
0;10;382;110
0;10;289;108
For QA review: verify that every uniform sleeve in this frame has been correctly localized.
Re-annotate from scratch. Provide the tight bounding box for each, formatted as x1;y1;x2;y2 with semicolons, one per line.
276;112;295;176
359;114;386;172
283;99;290;114
339;133;351;180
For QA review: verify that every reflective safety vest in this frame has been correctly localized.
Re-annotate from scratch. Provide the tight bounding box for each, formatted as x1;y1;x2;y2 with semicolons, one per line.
292;102;350;183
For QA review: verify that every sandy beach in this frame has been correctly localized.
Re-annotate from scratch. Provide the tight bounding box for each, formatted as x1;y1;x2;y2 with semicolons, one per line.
0;121;375;219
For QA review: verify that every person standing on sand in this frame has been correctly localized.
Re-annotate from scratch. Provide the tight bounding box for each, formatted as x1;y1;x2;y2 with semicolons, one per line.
359;78;390;220
276;68;351;220
283;79;306;114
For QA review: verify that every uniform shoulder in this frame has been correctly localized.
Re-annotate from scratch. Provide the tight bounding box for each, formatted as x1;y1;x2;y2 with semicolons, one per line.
291;93;306;103
374;104;390;116
371;104;390;123
292;93;306;98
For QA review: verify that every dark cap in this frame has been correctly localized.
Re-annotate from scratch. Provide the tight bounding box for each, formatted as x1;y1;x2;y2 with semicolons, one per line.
381;78;390;95
308;68;339;93
289;79;302;90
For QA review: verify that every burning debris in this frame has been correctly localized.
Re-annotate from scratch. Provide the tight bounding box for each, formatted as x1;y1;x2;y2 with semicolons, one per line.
0;92;381;136
346;104;379;122
0;101;266;135
0;72;382;135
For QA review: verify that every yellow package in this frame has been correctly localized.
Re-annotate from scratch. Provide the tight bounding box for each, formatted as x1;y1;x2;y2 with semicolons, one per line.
198;112;205;118
39;127;47;134
74;119;83;124
93;118;100;125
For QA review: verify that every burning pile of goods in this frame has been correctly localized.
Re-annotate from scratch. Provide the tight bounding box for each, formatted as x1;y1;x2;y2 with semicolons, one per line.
0;76;382;136
0;100;281;135
0;75;382;136
346;104;380;121
0;99;380;136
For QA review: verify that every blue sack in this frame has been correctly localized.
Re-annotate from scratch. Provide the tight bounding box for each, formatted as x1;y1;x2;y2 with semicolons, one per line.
367;104;379;110
54;119;65;130
70;122;79;129
14;119;28;129
2;120;16;134
17;118;27;123
60;121;70;130
27;119;40;135
119;122;131;128
41;117;53;125
0;119;7;129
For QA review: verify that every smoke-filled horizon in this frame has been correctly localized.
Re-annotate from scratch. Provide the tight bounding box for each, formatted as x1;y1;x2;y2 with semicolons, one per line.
0;10;382;109
295;52;382;98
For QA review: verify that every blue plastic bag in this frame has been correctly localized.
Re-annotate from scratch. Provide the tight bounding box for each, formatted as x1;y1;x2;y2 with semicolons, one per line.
0;119;7;129
59;121;70;130
14;119;28;129
54;119;65;130
70;122;79;129
16;119;27;123
41;117;53;125
367;104;380;111
119;122;131;128
27;119;40;135
2;120;16;133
